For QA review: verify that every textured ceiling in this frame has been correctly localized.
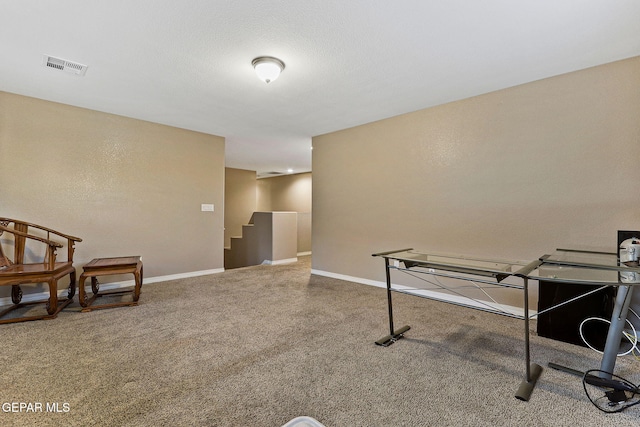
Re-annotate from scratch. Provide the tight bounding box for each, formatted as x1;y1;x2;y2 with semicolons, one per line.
1;1;639;176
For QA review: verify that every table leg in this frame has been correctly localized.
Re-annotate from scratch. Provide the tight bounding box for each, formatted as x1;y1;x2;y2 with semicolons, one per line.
78;275;88;307
91;277;100;294
11;285;22;304
375;257;410;346
516;276;542;401
133;264;143;302
599;285;634;378
46;278;58;315
68;270;76;299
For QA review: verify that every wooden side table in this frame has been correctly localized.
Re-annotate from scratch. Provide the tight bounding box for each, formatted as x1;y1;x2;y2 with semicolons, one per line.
78;256;143;312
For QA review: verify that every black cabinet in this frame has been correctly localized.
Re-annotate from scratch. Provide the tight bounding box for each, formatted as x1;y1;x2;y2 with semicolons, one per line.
537;280;615;349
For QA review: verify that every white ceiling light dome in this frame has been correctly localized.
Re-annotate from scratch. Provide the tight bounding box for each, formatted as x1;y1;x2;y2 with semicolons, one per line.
252;56;285;83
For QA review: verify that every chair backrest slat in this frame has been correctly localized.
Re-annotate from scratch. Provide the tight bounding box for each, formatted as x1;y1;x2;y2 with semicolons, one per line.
13;222;28;265
0;242;11;268
0;220;14;268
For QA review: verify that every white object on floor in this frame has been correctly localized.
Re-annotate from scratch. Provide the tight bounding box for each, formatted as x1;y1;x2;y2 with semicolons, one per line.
282;416;326;427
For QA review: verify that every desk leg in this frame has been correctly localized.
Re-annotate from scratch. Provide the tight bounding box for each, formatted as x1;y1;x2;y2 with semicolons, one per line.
376;258;410;347
516;276;543;401
599;285;634;378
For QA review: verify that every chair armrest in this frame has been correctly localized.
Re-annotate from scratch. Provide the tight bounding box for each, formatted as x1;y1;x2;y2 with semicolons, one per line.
0;224;63;248
0;218;82;243
0;224;71;269
0;219;82;266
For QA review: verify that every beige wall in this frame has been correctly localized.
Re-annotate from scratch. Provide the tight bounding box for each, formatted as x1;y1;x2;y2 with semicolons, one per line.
0;91;225;296
257;172;312;212
225;171;312;257
258;172;312;253
312;57;640;295
224;168;257;248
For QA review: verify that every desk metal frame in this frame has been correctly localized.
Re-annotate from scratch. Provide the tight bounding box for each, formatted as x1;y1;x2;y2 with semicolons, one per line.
372;248;640;402
535;249;637;379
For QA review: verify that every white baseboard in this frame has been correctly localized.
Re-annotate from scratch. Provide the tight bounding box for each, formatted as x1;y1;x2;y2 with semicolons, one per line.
3;265;534;318
0;268;225;307
144;268;225;284
310;269;536;317
297;251;312;256
262;257;298;265
311;269;384;288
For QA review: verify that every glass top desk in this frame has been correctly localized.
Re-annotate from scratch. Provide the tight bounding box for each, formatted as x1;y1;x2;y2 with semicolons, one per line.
378;249;531;282
528;249;640;382
372;248;542;401
533;249;632;282
372;248;640;401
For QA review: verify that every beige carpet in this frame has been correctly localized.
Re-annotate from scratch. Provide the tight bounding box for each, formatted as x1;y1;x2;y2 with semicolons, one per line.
0;256;638;426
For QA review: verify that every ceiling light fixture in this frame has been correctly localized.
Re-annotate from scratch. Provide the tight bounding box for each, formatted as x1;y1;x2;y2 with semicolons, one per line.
252;56;285;84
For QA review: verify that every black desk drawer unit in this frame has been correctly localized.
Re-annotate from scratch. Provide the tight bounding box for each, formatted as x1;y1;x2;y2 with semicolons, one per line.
537;280;615;349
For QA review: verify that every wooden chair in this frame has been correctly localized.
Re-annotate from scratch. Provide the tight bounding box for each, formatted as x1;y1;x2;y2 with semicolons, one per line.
0;218;82;323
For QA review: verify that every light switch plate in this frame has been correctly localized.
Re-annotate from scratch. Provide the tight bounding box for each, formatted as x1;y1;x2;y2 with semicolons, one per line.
201;204;214;212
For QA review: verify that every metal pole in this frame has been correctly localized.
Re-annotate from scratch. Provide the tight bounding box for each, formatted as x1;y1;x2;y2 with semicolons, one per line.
515;276;542;401
599;285;634;378
523;276;531;382
375;256;410;347
385;257;394;336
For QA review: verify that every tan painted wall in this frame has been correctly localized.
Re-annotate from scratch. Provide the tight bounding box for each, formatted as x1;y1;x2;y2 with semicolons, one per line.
257;172;312;253
312;57;640;298
270;212;298;261
0;91;225;296
224;168;257;248
256;178;271;212
257;173;312;213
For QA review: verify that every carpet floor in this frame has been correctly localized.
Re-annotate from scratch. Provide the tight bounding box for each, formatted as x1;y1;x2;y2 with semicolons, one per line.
0;256;638;426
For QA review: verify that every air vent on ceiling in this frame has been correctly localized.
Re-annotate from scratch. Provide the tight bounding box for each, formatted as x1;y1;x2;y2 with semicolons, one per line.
42;55;88;76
